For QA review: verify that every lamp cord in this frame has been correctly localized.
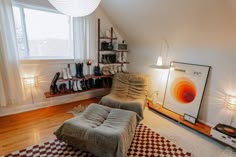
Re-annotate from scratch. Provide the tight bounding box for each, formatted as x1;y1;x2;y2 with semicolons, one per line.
230;111;235;126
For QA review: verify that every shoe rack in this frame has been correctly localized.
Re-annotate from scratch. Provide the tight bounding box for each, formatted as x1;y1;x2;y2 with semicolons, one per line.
44;75;112;98
44;62;113;98
98;18;129;73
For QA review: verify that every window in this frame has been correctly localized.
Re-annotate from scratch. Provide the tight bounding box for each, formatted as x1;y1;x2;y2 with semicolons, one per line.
13;5;73;60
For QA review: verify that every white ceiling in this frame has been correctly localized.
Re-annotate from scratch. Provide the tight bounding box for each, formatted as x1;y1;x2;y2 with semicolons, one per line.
100;0;236;47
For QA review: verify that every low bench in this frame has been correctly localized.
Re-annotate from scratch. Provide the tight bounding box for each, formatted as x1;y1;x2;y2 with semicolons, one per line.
54;103;137;157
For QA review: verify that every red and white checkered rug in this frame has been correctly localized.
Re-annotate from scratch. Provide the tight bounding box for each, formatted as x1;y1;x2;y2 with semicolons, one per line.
4;124;191;157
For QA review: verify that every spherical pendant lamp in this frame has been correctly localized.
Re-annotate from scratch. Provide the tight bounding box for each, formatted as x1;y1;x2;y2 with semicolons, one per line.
48;0;101;17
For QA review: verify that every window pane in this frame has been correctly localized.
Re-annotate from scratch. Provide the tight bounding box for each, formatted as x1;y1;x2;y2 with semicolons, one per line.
24;8;73;59
13;6;27;58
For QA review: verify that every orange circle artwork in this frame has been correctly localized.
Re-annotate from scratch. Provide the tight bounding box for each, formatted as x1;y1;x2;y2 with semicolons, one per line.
171;77;196;104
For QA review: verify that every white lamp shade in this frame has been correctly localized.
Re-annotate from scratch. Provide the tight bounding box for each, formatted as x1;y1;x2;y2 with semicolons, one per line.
48;0;101;17
227;95;236;110
23;77;38;88
156;56;163;66
150;56;169;69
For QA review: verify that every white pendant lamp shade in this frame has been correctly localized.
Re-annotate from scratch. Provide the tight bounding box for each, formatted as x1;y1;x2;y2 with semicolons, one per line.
48;0;101;17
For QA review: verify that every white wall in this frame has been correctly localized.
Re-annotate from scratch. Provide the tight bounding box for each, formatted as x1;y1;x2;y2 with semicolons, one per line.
127;1;236;126
101;0;236;126
0;0;125;116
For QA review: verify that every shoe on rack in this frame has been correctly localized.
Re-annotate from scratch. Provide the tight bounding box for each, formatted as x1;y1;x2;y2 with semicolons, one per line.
49;72;60;94
80;79;87;90
62;68;68;79
59;83;67;93
121;65;127;73
66;65;72;79
109;66;115;75
76;63;81;78
69;63;76;77
89;78;94;89
85;79;90;90
102;55;107;63
94;66;101;76
77;80;83;91
73;80;78;92
79;63;85;78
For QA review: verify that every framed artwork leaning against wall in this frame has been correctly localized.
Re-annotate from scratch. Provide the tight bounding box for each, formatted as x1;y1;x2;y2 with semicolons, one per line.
163;61;211;120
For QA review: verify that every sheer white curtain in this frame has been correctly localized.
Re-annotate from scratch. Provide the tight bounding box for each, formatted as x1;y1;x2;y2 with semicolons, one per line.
73;14;96;62
0;0;23;107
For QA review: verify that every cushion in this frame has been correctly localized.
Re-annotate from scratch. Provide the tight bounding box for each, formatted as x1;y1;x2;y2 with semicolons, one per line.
100;73;148;119
54;103;137;157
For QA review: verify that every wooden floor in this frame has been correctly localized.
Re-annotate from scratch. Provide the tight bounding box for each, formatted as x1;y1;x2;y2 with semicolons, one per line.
0;98;99;156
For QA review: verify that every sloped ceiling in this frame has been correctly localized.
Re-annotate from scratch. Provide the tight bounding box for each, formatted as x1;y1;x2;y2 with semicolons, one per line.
100;0;236;47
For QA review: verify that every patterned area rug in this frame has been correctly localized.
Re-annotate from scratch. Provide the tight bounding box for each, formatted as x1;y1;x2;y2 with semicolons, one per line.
4;124;191;157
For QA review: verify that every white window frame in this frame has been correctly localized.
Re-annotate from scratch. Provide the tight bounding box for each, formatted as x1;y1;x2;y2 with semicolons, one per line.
13;2;74;60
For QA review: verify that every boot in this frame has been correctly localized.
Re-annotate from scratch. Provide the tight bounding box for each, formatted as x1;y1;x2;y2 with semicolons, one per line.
85;79;90;90
77;80;83;91
68;80;73;92
89;78;94;89
80;79;87;90
62;68;68;79
69;63;76;77
59;83;67;93
79;63;85;78
75;63;80;78
50;72;60;94
94;66;101;76
72;80;78;92
67;65;72;79
95;78;102;88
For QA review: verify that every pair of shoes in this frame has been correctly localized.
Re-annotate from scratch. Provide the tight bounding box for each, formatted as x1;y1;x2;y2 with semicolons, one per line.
102;77;112;88
94;78;103;88
50;72;60;95
76;63;85;78
59;83;67;93
101;54;116;63
72;80;82;92
62;67;72;79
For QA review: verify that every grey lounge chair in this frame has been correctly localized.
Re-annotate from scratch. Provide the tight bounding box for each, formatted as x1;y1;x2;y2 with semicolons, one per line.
100;73;148;120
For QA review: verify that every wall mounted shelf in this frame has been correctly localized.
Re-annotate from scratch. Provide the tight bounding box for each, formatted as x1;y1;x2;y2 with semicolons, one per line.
44;88;109;98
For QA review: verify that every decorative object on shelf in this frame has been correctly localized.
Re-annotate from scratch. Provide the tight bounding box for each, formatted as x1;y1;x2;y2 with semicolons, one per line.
118;40;128;51
105;30;110;38
85;59;93;76
150;38;170;69
48;0;101;17
50;72;60;95
23;76;38;104
183;113;196;124
163;61;210;120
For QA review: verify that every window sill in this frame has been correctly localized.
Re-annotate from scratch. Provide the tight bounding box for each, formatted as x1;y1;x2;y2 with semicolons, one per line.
20;59;76;65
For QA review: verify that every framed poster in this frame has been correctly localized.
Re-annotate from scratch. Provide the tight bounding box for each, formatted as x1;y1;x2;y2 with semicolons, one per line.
163;61;210;119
